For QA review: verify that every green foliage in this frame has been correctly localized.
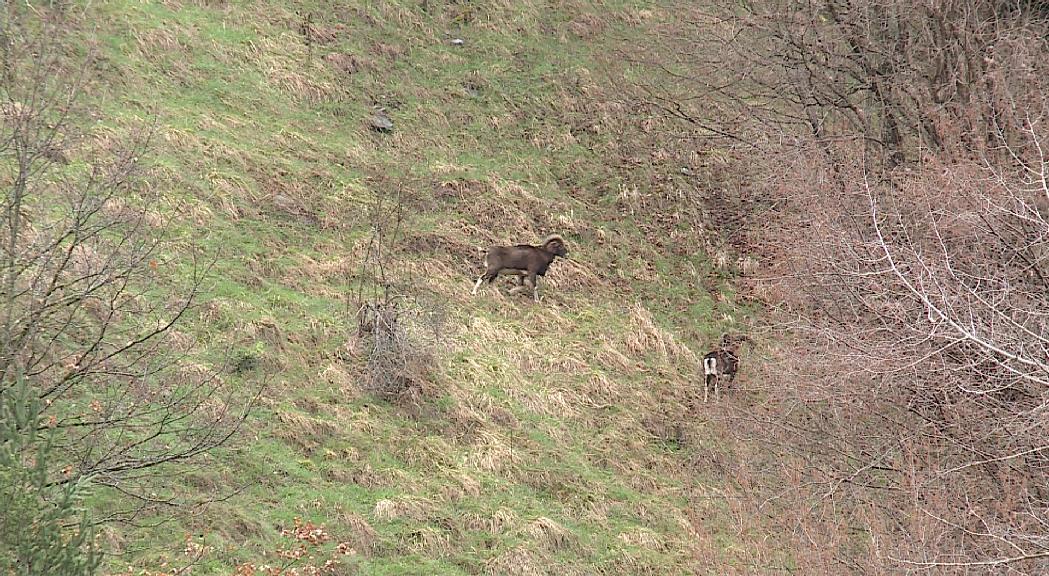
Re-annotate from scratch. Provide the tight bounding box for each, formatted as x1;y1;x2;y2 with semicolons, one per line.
0;381;98;576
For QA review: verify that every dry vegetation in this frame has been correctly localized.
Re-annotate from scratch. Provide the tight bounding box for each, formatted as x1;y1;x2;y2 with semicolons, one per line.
629;0;1049;573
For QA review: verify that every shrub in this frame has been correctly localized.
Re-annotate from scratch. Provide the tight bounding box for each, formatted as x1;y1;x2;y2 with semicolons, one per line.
0;380;98;576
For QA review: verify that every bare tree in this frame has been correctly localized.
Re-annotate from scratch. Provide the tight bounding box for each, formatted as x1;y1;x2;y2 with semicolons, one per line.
634;0;1049;169
350;188;444;403
0;5;251;520
628;0;1049;572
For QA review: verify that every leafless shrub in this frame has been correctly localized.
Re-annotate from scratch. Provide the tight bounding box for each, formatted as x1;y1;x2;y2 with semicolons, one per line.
357;296;444;400
351;190;446;402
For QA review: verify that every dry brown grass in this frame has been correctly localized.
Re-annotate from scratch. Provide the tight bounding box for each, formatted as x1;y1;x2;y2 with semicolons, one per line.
616;528;667;551
318;362;361;400
462;430;516;475
483;545;545;576
134;26;185;52
100;196;166;229
522;517;577;553
595;341;641;374
509;387;583;420
400;525;452;557
435;471;482;503
280;253;353;299
273;409;337;455
550;256;603;291
567;13;607;39
68;242;105;277
250;36;344;104
334;511;379;555
444;386;520;438
400;230;480;265
626;303;697;362
396;436;456;470
343;464;419;491
579;371;623;408
372;496;433;522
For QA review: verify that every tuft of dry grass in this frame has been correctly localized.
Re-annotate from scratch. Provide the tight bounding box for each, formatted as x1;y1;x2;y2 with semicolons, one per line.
522;517;576;552
345;463;419;491
173;361;218;389
626;303;695;360
252;37;344;104
595;340;640;374
459;507;520;535
372;496;433;522
550;257;603;291
462;430;516;474
69;243;105;277
509;387;583;420
101;196;166;229
335;511;379;555
396;435;456;470
133;26;189;58
483;545;545;576
580;371;623;408
404;526;452;556
435;471;481;503
273;409;338;455
616;528;667;551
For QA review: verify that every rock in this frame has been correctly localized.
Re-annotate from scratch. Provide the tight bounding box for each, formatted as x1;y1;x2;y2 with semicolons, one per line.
450;38;465;46
369;109;393;133
271;193;299;214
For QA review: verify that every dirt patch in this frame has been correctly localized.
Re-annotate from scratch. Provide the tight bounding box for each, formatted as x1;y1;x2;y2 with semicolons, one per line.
323;52;363;75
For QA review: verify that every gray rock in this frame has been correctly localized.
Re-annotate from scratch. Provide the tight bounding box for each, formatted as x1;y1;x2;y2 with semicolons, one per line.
370;109;394;133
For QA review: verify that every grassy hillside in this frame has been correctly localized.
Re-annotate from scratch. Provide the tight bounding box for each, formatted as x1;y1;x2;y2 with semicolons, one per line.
54;1;770;573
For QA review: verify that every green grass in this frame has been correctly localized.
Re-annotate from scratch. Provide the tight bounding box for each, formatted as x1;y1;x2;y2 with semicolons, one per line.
23;0;788;574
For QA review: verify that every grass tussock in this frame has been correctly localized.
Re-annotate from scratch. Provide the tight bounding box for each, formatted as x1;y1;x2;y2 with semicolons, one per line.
617;528;667;552
335;511;378;555
462;430;516;474
273;409;338;454
522;517;577;552
483;546;545;576
372;497;433;522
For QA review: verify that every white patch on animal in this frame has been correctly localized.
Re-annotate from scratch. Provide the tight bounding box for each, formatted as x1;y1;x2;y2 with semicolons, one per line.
702;344;740;403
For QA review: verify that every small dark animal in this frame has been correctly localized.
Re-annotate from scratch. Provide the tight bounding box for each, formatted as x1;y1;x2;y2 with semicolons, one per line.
702;346;738;403
472;235;568;302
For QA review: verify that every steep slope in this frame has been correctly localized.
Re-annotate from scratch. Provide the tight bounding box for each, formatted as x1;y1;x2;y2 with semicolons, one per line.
64;1;769;574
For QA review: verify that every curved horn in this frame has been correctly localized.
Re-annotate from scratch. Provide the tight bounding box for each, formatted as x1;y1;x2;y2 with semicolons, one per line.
540;234;565;246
